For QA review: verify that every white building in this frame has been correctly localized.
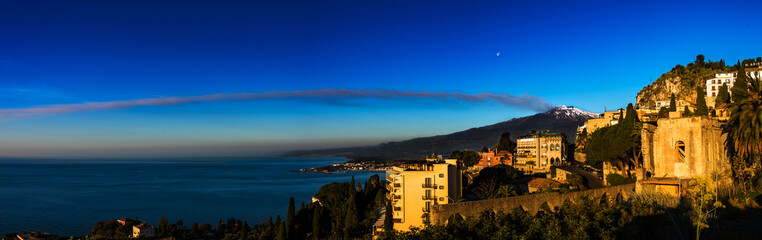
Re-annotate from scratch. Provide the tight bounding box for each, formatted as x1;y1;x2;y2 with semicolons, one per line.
706;67;762;105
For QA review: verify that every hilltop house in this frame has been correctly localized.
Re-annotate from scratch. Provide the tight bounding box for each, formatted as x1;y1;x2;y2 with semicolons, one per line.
705;67;762;106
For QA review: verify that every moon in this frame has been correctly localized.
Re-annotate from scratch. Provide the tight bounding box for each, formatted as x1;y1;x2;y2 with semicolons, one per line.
496;51;501;57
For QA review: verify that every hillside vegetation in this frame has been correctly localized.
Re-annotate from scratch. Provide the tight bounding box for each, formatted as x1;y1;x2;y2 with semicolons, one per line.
636;55;730;108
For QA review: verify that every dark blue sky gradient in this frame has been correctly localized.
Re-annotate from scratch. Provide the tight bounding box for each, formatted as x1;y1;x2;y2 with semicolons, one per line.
1;1;761;157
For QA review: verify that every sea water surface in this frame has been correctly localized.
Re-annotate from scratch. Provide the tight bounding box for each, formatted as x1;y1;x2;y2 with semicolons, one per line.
0;157;382;236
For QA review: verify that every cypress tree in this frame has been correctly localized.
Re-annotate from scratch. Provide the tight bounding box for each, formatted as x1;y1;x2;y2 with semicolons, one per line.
669;93;677;112
158;216;169;237
312;206;322;240
624;103;638;123
683;106;692;116
618;109;624;122
695;86;708;116
715;83;730;108
277;222;286;240
384;199;394;236
344;179;358;239
265;218;274;239
731;60;749;103
287;197;295;239
495;132;517;153
240;222;249;240
191;223;200;238
658;107;669;118
216;220;226;238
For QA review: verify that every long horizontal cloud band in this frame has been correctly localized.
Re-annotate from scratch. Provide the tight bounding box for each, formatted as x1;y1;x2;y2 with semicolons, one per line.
0;89;553;118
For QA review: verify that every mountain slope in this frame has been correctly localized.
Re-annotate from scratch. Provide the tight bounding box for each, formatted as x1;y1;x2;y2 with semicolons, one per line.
287;106;598;160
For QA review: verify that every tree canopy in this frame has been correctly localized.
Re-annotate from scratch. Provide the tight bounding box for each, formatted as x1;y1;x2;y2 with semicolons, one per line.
583;109;641;171
731;60;749;103
494;132;517;153
624;103;639;122
669;93;677;112
695;86;709;116
658;107;669;118
715;83;730;108
450;150;481;168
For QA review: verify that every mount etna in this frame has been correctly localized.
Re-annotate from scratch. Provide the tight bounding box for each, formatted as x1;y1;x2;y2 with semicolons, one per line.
288;106;599;160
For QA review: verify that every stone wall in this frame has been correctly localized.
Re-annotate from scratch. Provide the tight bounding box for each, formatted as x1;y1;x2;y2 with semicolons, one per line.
430;183;635;225
644;117;731;182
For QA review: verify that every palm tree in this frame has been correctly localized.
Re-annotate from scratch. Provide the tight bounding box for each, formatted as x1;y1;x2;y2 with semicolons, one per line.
726;75;762;187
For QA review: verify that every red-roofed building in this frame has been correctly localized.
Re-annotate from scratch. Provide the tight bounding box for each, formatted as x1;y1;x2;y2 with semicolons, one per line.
477;148;513;169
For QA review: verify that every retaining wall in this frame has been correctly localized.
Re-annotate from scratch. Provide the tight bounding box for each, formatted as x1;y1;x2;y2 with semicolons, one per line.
430;183;635;225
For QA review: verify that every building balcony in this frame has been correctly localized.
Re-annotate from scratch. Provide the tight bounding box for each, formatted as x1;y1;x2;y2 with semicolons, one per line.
422;195;436;200
385;183;401;191
393;206;402;211
386;192;402;200
422;207;430;213
421;183;438;188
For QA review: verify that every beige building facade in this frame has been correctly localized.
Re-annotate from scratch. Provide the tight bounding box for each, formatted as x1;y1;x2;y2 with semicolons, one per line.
386;158;462;231
515;131;566;174
638;116;732;196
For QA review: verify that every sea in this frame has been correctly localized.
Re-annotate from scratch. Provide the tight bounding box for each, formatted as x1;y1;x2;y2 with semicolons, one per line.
0;157;382;236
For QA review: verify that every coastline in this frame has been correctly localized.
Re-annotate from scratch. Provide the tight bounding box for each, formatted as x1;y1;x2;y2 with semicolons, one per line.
293;155;393;173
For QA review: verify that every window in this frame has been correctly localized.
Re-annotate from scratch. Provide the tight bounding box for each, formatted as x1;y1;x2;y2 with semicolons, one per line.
439;173;444;178
676;141;686;162
439;185;444;189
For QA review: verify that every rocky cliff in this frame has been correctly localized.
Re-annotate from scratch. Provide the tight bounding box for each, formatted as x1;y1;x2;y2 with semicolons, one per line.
636;66;723;108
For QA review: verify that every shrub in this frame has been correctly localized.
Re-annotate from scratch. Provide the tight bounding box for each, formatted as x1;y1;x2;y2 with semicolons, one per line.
606;173;636;186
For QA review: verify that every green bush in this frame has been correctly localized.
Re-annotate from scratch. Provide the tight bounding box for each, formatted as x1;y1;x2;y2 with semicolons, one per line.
606;173;636;186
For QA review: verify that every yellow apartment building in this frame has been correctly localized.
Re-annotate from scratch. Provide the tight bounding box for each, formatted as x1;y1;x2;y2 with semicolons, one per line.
577;109;659;138
514;131;566;174
577;110;621;135
385;157;462;231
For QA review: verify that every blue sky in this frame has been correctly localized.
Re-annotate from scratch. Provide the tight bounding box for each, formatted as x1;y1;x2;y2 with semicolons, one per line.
1;0;761;157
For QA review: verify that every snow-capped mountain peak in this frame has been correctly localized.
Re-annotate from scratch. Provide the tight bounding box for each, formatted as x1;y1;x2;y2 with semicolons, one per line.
543;105;599;120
